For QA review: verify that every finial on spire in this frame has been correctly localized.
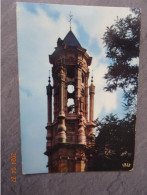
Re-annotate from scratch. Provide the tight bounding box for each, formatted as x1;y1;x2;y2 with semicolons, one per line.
69;11;73;31
48;70;51;84
91;70;93;83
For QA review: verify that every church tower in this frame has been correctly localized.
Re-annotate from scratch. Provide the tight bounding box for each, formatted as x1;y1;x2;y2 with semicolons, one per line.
45;29;96;173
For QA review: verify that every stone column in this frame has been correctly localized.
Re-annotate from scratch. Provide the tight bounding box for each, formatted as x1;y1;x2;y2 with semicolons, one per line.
85;72;89;121
89;82;95;122
75;64;82;114
78;114;86;145
46;79;52;124
46;74;53;149
58;67;65;117
46;127;52;148
53;78;58;120
57;66;66;143
57;117;66;143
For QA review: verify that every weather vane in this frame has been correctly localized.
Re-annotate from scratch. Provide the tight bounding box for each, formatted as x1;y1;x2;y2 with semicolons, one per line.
69;11;73;31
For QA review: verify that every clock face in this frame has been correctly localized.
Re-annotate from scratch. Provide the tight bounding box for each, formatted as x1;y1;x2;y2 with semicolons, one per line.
67;84;74;93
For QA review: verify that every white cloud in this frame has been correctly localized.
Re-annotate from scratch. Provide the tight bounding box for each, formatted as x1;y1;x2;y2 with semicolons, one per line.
51;5;131;51
89;61;117;119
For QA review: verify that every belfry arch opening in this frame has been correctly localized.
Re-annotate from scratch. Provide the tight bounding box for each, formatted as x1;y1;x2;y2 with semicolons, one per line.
67;98;75;113
67;84;75;93
67;66;75;78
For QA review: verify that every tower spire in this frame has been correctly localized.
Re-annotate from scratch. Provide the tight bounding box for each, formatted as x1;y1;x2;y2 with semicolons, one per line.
69;11;73;31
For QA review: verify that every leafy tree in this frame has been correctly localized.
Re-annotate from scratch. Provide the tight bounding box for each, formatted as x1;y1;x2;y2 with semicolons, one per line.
95;114;135;156
102;8;140;111
91;114;135;170
92;9;140;170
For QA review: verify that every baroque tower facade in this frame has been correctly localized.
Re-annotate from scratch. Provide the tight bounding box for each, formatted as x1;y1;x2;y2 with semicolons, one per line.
45;30;96;173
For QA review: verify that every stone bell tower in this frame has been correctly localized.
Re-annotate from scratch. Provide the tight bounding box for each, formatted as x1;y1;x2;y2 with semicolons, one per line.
44;29;96;173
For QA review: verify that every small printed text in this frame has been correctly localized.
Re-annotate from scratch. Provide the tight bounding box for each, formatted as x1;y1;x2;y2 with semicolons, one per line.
11;153;16;182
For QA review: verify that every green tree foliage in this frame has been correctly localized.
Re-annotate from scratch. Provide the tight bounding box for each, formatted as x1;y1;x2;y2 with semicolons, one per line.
102;8;140;111
92;9;140;170
95;114;135;155
90;114;135;170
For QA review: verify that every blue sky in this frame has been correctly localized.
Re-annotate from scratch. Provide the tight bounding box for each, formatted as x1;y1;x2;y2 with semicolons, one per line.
17;3;136;174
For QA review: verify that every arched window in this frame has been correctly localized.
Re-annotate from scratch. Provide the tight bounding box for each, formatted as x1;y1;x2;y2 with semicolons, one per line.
67;66;75;78
67;98;75;113
67;84;74;93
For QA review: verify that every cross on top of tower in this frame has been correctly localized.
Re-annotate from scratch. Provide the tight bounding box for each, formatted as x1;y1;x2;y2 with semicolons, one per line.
69;11;73;31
